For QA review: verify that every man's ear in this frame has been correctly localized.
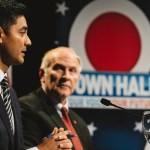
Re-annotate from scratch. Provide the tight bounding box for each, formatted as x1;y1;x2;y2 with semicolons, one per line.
39;68;45;78
0;27;4;44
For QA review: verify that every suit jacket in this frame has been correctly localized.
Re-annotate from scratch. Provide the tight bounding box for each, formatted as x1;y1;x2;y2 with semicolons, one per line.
0;88;24;150
19;87;94;150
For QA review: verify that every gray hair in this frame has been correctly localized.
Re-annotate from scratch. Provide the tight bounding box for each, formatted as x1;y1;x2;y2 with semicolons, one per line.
40;46;82;72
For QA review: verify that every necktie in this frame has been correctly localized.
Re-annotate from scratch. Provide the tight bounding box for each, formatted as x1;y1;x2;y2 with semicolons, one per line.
61;107;83;150
1;76;14;134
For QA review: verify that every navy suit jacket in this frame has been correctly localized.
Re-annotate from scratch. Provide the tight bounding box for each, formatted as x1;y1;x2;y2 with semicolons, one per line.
19;87;94;150
0;88;24;150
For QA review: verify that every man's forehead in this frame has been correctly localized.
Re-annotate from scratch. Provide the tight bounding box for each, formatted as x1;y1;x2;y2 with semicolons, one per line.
10;16;28;30
53;60;79;68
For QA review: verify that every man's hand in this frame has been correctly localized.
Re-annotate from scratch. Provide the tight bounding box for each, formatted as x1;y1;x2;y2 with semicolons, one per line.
37;127;73;150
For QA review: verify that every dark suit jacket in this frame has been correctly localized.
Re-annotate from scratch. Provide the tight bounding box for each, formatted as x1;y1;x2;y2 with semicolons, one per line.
0;88;24;150
19;87;94;150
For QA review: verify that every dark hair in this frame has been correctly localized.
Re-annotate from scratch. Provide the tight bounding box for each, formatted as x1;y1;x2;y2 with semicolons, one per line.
0;0;27;34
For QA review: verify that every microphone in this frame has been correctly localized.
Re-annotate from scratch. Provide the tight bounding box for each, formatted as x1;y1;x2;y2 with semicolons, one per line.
100;98;142;117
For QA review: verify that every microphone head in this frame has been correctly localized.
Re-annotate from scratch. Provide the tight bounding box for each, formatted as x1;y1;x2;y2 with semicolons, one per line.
100;98;112;106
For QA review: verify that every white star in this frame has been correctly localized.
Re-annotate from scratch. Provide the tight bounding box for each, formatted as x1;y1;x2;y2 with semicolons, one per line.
133;121;143;133
87;122;98;136
56;1;69;16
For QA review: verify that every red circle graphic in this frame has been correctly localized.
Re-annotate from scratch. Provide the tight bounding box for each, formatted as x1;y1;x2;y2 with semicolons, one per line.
85;12;141;72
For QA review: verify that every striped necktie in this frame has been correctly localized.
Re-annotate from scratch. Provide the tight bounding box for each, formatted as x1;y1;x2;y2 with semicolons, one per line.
61;107;83;150
1;76;14;134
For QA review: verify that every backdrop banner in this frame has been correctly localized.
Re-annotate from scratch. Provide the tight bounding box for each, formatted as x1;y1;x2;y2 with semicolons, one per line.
54;0;150;149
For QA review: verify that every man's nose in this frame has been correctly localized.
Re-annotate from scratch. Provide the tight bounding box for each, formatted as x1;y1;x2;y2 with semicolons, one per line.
25;35;32;47
62;70;70;78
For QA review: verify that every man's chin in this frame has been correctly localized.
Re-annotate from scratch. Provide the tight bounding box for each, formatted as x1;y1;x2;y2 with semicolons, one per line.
58;91;70;97
16;58;24;65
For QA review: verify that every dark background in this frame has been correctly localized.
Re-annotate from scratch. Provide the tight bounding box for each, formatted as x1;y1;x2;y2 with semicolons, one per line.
14;0;56;97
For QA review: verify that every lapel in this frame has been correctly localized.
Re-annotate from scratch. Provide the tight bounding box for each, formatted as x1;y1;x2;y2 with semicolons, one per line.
37;88;83;134
50;106;66;128
38;88;66;129
0;95;14;146
68;110;81;132
68;110;86;149
10;88;22;150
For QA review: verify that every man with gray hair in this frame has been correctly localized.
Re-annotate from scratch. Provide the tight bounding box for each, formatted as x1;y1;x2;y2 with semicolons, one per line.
19;46;94;150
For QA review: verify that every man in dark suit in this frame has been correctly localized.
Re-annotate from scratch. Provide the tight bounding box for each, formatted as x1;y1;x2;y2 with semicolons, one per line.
0;0;31;149
19;46;94;150
0;1;72;150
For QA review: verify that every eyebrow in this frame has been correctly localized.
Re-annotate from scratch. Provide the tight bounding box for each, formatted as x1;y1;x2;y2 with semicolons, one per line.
53;63;77;69
20;26;28;31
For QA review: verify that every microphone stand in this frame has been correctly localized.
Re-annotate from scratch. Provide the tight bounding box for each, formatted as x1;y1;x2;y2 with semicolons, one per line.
100;98;142;117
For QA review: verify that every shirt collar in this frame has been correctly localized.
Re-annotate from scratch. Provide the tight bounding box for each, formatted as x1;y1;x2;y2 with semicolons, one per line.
54;100;69;117
56;101;69;111
0;69;7;82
